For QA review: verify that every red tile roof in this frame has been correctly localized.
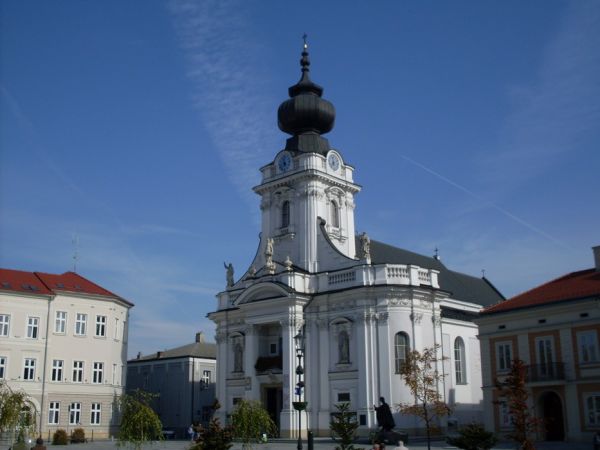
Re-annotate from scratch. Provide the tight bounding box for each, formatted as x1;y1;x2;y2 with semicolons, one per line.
0;268;132;305
482;268;600;315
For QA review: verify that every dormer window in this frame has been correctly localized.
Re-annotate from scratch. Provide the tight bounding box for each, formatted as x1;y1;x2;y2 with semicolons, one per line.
330;200;340;228
281;201;290;228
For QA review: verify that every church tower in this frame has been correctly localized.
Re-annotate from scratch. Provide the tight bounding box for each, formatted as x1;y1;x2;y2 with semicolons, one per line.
253;42;360;273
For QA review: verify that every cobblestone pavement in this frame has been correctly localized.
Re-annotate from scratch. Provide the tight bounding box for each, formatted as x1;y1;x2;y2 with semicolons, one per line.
5;438;588;450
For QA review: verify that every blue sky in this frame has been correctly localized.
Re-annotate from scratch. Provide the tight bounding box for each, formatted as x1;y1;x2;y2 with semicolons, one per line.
1;1;599;357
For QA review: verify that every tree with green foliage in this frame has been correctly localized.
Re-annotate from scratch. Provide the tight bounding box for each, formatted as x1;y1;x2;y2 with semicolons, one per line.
230;399;277;450
329;402;363;450
397;345;451;450
191;399;233;450
0;381;36;444
117;389;163;450
446;423;497;450
495;359;541;450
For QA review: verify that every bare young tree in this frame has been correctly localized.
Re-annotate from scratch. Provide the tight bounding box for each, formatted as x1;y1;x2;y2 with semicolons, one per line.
397;345;451;450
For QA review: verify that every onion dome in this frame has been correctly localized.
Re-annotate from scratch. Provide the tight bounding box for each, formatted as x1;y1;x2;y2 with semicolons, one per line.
277;39;335;155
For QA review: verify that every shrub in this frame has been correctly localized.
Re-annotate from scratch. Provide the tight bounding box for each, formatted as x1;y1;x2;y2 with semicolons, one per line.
446;423;497;450
53;429;68;445
71;428;86;443
191;400;233;450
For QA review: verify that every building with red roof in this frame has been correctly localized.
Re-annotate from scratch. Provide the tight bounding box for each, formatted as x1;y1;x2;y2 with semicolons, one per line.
476;246;600;443
0;268;133;440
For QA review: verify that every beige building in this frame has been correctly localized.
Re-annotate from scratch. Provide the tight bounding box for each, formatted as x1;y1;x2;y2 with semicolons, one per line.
476;246;600;443
0;268;133;439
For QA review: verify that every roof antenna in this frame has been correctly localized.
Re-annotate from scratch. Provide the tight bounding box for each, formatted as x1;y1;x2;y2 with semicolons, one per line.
433;247;440;261
481;268;486;278
72;234;80;273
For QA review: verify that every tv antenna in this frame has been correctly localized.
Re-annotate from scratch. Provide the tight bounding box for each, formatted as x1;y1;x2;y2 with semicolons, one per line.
72;234;80;273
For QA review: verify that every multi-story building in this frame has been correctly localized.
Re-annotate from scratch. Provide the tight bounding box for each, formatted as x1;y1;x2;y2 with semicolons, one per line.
126;332;216;437
477;246;600;443
0;268;132;439
208;44;504;438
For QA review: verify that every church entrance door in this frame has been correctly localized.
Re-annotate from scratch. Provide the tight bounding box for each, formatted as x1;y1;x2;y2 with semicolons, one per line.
264;385;283;436
539;391;564;441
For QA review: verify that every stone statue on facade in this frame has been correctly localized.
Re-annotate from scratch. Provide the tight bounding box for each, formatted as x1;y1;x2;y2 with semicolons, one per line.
359;232;371;260
265;237;276;274
224;262;234;287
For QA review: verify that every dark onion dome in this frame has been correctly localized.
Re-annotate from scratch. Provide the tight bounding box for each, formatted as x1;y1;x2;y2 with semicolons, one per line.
277;41;335;155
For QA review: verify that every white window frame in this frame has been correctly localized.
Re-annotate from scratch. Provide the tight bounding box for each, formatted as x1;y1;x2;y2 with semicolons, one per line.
394;332;409;374
92;362;104;384
586;393;600;426
75;313;87;336
0;314;10;337
69;402;81;425
48;401;60;424
72;361;84;383
496;341;513;373
51;359;64;381
26;316;39;339
114;318;120;340
90;403;101;425
202;370;211;387
54;311;67;334
578;330;599;364
23;358;36;380
454;337;467;384
95;315;107;337
330;200;340;228
0;356;6;379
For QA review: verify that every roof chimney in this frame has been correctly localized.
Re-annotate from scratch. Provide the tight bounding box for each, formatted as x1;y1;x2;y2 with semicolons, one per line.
195;331;205;343
593;245;600;271
156;351;162;358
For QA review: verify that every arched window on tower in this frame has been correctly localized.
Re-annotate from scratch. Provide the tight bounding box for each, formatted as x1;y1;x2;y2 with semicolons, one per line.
394;332;410;373
330;200;340;228
281;201;290;228
454;337;467;384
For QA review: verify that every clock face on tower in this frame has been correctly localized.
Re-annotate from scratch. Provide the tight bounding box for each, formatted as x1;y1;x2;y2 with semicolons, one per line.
328;153;340;171
277;153;292;172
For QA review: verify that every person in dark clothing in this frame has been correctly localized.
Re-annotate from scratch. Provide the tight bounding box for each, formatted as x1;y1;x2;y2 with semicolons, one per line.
30;438;46;450
374;397;395;432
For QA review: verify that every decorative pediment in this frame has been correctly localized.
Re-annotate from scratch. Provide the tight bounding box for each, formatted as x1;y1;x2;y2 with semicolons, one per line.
233;282;290;306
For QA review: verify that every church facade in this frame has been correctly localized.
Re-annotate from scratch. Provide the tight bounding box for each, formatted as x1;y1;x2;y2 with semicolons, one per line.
208;44;503;437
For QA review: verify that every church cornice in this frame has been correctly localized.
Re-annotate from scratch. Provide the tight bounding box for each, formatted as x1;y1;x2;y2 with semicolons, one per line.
253;168;361;195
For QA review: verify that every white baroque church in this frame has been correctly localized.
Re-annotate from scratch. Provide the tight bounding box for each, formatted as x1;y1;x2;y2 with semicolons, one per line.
208;44;504;437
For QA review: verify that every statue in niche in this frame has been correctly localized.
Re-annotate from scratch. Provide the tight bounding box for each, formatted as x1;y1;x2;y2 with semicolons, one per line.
359;232;371;259
338;330;350;364
265;237;274;257
233;340;244;372
224;262;234;287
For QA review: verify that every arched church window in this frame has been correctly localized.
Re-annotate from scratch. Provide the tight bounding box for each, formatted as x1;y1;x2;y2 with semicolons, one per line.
338;330;350;364
281;201;290;228
330;200;340;228
394;332;409;373
454;337;467;384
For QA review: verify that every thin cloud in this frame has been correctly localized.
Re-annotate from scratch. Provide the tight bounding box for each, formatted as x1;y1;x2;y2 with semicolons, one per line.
168;0;280;207
482;1;600;184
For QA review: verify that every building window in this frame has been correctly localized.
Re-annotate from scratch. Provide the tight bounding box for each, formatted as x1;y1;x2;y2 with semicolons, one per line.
55;311;67;334
202;370;211;386
496;341;512;373
330;200;340;228
499;400;513;428
0;314;10;336
48;402;60;424
90;403;101;425
535;336;555;377
51;359;64;382
75;313;87;336
281;201;290;228
72;361;84;383
337;392;351;402
23;358;36;380
394;332;409;373
92;362;104;384
95;315;107;337
69;402;81;425
454;337;467;384
0;356;6;379
586;394;600;425
26;317;39;339
338;330;350;364
578;330;599;364
114;318;120;340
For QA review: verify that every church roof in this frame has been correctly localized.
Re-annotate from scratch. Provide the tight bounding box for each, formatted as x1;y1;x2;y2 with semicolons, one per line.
129;340;217;363
481;267;600;315
364;239;504;306
0;268;132;305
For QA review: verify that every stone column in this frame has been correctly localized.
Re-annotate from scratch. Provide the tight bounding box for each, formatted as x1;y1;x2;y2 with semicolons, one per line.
316;317;331;435
215;329;228;422
356;312;374;429
376;312;392;404
244;324;258;400
280;316;300;438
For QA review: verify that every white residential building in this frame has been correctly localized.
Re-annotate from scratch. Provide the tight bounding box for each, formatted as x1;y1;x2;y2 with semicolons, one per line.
0;268;132;439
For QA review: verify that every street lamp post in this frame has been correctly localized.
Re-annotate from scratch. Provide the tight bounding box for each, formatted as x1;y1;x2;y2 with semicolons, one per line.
292;329;307;450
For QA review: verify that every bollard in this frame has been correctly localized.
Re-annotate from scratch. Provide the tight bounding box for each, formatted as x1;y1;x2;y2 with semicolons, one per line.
307;430;313;450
